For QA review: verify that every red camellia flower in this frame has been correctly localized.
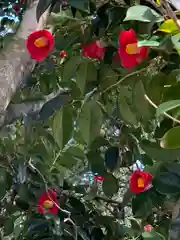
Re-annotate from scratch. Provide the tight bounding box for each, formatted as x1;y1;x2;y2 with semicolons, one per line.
60;50;67;57
37;189;59;215
94;175;104;182
118;29;149;69
81;41;106;60
130;170;152;194
26;30;54;62
144;224;153;232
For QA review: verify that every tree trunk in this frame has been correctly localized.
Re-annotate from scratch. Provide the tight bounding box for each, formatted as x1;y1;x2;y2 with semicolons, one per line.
0;0;49;126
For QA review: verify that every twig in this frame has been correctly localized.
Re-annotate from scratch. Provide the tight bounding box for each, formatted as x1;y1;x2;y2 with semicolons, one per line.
28;159;78;240
144;94;180;124
161;0;180;31
50;150;62;171
145;0;165;16
102;68;147;95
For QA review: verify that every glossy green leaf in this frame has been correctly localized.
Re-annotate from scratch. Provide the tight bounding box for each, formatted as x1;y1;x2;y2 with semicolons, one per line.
132;191;153;218
133;80;153;121
158;19;179;33
171;33;180;55
79;100;103;145
155;171;180;194
63;56;81;81
124;5;163;22
118;86;138;126
4;218;14;236
156;100;180;117
138;40;160;47
87;151;105;175
76;61;97;95
160;126;180;149
142;231;164;239
148;73;167;105
141;141;180;161
52;107;73;149
102;173;119;197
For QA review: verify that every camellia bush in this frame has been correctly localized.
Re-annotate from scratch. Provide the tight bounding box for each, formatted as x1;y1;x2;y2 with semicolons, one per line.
2;0;180;239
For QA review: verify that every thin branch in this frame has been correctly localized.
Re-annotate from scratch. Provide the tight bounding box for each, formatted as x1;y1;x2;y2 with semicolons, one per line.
161;0;180;30
28;159;77;240
145;0;165;16
144;94;180;124
102;68;147;95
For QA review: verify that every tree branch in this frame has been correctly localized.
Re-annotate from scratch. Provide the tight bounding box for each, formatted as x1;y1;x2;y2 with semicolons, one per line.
0;0;50;127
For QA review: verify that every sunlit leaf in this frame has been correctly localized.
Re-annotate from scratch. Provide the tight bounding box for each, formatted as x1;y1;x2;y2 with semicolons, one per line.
141;141;180;161
158;19;179;33
124;5;163;22
160;126;180;149
156;100;180;117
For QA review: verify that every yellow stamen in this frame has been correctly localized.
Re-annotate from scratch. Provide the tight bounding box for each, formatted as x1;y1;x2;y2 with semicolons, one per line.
43;200;53;209
126;43;138;55
137;177;144;188
34;37;48;48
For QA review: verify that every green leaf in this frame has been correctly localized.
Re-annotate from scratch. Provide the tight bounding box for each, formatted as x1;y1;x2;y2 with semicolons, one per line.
124;5;163;22
63;56;81;81
76;61;97;95
0;168;10;199
171;33;180;55
68;0;89;12
52;107;73;149
66;145;85;159
99;67;119;91
156;100;180;117
4;218;14;236
167;69;180;85
160;126;180;149
56;146;85;169
141;141;180;161
102;173;119;197
138;40;160;47
36;0;51;21
148;72;167;105
155;171;180;194
133;80;153;121
142;231;164;239
87;151;105;174
118;86;138;126
158;19;179;33
132;191;153;218
79;100;103;145
55;32;80;51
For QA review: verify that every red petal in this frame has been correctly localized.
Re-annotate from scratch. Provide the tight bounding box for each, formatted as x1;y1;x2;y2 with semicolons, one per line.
37;189;58;215
118;48;138;69
129;171;152;194
136;46;149;64
144;224;153;232
26;30;54;62
49;199;59;215
94;176;104;181
81;41;106;60
118;29;137;48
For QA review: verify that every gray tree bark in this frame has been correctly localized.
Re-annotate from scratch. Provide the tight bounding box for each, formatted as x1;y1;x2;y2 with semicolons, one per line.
0;0;49;126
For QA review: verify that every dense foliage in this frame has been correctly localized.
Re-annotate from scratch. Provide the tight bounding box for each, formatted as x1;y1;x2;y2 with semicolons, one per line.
2;0;180;239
